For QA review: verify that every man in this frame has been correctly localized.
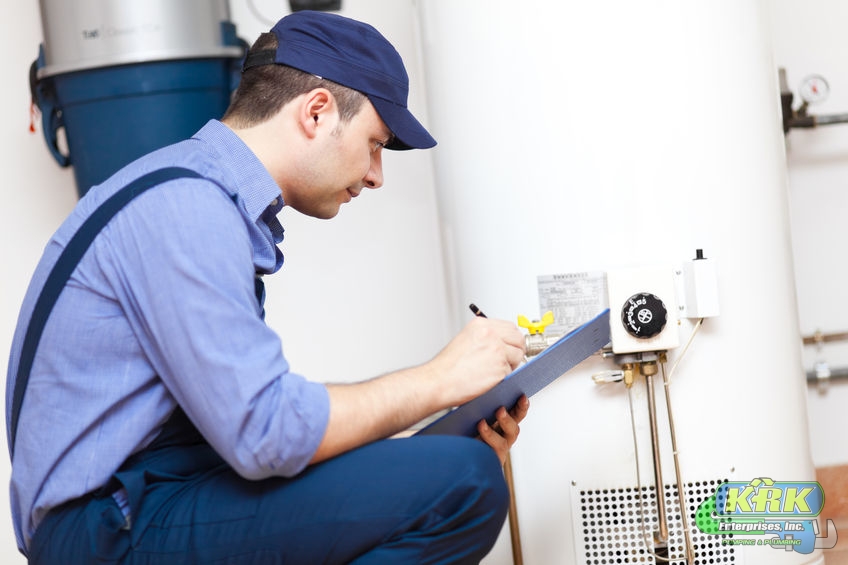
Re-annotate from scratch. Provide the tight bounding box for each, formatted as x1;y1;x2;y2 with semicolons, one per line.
7;11;529;564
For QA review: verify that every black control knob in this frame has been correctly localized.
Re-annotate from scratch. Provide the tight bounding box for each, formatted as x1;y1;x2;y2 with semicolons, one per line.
621;293;668;339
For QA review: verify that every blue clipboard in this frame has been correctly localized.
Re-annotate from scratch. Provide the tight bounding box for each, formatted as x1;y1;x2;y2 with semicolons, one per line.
415;308;610;437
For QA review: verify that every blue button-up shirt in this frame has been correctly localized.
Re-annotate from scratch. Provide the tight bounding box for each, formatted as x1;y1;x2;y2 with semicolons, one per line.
5;120;330;554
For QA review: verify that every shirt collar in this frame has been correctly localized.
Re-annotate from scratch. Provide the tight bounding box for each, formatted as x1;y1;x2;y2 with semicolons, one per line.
191;120;284;223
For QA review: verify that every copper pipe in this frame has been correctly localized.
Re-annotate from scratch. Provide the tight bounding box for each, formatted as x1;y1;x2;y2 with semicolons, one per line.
802;330;848;346
503;452;524;565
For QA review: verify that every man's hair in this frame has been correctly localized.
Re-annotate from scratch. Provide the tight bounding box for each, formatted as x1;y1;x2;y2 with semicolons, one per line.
223;32;367;128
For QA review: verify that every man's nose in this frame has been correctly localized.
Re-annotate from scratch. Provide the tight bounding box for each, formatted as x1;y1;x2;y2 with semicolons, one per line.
364;152;384;189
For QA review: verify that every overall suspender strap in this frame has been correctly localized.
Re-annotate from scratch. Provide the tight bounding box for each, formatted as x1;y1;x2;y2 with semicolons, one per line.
10;167;204;458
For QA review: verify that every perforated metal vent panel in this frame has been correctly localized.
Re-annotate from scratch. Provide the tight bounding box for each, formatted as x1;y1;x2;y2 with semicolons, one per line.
571;479;738;564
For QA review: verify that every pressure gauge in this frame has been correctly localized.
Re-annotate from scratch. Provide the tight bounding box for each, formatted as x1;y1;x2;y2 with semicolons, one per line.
799;74;830;105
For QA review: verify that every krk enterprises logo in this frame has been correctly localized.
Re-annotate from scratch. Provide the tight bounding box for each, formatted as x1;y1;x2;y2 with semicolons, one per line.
695;478;838;554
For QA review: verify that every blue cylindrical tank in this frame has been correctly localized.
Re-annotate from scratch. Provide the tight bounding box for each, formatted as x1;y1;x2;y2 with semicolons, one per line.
32;0;245;198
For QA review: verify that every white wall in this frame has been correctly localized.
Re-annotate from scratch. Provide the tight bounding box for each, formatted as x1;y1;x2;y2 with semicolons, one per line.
0;3;78;561
770;0;848;469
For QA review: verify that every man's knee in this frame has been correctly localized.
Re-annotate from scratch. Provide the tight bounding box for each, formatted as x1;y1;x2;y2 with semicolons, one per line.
432;437;510;525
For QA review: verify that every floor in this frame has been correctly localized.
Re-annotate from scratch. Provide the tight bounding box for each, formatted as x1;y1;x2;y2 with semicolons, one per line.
817;465;848;564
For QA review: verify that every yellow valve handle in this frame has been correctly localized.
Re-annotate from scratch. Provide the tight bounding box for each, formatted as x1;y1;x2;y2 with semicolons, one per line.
517;311;554;335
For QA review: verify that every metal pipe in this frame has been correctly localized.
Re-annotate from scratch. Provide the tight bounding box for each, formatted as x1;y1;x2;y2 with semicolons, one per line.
503;453;524;565
801;329;848;346
643;365;669;544
807;365;848;383
814;113;848;125
788;113;848;129
660;358;695;564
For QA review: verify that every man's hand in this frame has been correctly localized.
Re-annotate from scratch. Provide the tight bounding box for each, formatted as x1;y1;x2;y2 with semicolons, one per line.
429;317;526;407
312;317;526;465
477;395;530;465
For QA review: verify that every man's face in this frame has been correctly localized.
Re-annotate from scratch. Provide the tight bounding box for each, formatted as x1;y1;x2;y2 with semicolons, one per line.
288;100;393;220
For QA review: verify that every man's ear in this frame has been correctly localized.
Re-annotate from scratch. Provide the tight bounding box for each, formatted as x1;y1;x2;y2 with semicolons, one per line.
300;88;336;139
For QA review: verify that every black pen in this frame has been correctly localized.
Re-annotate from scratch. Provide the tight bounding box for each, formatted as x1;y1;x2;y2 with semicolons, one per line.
469;303;487;318
471;303;529;363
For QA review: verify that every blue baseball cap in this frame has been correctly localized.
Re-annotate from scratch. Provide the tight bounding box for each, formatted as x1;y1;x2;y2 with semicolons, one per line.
243;11;436;151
